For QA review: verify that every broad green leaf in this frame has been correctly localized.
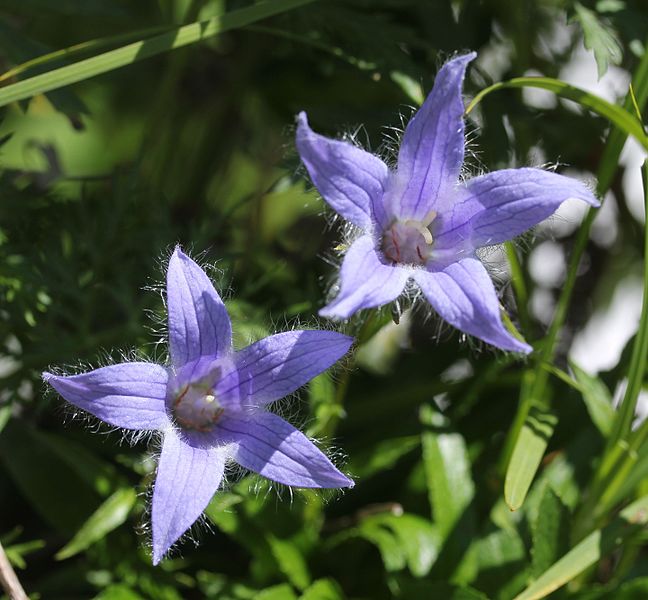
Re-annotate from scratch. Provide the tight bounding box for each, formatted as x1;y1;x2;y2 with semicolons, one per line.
505;406;558;511
56;487;137;560
569;361;615;437
573;2;623;79
466;77;648;152
515;495;648;600
268;535;311;591
531;486;571;577
0;0;316;109
358;513;441;577
420;406;475;537
473;528;528;599
300;579;343;600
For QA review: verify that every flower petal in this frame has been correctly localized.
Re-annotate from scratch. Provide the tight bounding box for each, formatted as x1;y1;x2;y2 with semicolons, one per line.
152;428;225;565
391;53;476;220
216;411;353;488
43;363;169;430
296;112;390;230
218;331;353;407
320;235;410;319
436;168;599;249
167;247;232;368
413;257;531;353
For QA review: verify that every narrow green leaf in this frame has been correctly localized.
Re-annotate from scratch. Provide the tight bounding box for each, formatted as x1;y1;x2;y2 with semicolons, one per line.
0;0;315;109
531;486;571;577
573;2;623;79
349;435;420;478
55;487;137;560
0;406;10;434
505;406;558;511
569;361;615;437
515;495;648;600
466;77;648;152
420;405;475;537
4;539;46;569
268;535;311;592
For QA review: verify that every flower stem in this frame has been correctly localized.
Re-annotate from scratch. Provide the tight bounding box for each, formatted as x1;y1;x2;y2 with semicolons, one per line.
0;541;28;600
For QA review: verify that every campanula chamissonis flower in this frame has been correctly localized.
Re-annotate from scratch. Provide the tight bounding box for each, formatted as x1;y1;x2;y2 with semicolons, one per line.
44;247;353;564
296;52;599;353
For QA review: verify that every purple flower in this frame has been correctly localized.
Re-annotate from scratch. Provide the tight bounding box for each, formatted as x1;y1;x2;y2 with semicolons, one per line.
296;52;599;353
43;247;353;564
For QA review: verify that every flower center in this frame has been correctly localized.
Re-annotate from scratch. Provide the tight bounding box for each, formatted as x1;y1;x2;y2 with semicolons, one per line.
173;380;224;432
381;214;436;265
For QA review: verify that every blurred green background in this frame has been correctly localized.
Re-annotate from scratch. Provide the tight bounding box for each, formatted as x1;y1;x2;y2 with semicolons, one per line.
1;0;647;598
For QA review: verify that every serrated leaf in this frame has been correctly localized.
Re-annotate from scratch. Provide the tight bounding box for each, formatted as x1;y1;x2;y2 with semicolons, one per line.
268;535;311;591
505;406;558;511
531;486;571;577
569;361;615;437
574;2;623;79
515;495;648;600
56;487;136;560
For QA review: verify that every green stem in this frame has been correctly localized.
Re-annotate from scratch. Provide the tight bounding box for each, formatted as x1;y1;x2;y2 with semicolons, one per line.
505;241;531;335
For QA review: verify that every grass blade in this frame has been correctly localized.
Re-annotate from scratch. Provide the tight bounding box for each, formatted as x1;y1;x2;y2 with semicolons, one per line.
514;495;648;600
466;76;647;151
0;0;315;109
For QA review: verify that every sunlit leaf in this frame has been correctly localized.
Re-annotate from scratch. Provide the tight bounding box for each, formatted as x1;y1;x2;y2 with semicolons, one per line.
515;495;648;600
505;406;558;511
0;0;316;109
573;2;623;79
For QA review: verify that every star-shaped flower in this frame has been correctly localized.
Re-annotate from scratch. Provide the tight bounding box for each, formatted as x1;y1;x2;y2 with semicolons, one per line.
296;52;599;353
43;247;353;564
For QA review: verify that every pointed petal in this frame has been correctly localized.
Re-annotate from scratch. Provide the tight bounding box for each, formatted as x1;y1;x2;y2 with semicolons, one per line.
218;331;353;407
391;53;476;220
320;235;410;319
152;428;225;565
414;257;531;353
167;247;232;368
436;168;599;249
217;411;353;488
43;363;169;430
296;112;389;230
